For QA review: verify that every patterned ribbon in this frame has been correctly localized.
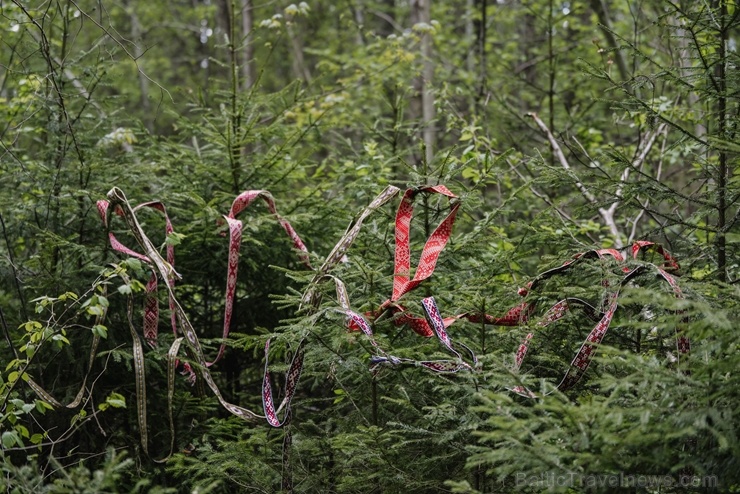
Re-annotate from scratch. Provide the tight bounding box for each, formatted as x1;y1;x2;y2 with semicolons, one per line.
23;180;691;465
338;187;691;398
97;199;177;347
347;186;460;338
263;186;401;426
342;300;477;375
98;186;401;439
464;243;688;396
217;190;311;366
329;183;691;399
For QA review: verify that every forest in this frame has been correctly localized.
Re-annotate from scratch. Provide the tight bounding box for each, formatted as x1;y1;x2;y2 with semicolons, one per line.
0;0;738;492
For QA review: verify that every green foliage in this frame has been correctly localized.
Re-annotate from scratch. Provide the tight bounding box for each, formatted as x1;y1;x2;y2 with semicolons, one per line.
1;0;738;492
1;449;176;493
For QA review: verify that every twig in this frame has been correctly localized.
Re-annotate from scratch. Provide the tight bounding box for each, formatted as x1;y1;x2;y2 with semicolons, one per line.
68;0;173;104
597;123;668;248
528;112;598;204
628;125;668;243
0;211;28;321
0;305;19;360
507;157;600;245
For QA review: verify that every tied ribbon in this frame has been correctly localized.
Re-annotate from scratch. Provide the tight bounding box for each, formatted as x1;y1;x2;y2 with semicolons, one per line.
343;301;477;374
348;185;461;338
419;297;478;373
262;339;305;428
392;186;459;302
494;243;689;397
96;199;178;347
218;190;311;366
347;228;690;398
103;187;264;461
96;185;402;442
25;179;692;466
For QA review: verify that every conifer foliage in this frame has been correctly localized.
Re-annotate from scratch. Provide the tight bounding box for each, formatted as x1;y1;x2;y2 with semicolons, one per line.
1;0;738;492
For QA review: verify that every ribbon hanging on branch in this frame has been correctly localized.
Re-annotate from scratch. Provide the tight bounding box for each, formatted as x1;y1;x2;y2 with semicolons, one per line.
97;199;178;347
498;246;689;397
391;186;460;301
101;185;402;435
24;178;693;459
357;233;691;399
216;189;311;366
263;186;402;426
105;187;263;422
346;185;461;338
632;241;690;358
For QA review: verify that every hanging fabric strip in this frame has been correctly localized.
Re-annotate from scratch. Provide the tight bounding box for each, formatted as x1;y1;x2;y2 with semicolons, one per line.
216;190;312;366
255;187;401;427
106;187;264;426
96;199;178;347
351;185;461;338
24;179;693;449
391;186;460;302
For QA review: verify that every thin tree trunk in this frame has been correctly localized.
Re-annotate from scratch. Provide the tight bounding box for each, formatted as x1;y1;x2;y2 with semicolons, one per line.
714;0;728;282
475;0;487;106
288;25;311;83
352;0;366;46
547;0;555;168
126;1;151;130
675;24;704;137
240;0;253;89
465;0;474;73
413;0;435;166
589;0;630;83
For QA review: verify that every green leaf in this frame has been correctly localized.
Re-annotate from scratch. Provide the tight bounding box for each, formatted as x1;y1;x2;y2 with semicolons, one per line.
23;321;42;332
71;409;87;427
117;284;132;295
58;291;78;301
92;324;108;339
165;231;186;246
123;258;144;273
87;305;104;316
17;425;29;438
35;400;53;413
461;167;480;181
2;431;19;448
104;392;126;409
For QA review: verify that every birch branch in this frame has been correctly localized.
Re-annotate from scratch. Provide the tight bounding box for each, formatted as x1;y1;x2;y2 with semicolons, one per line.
508;158;601;245
598;123;667;248
628;125;668;243
21;20;107;118
528;112;598;204
604;123;667;217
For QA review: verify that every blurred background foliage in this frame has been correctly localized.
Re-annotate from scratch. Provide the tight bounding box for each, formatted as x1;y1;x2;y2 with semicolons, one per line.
0;0;738;492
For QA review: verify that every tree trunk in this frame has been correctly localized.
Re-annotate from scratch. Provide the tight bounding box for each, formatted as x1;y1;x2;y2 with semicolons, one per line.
240;0;253;89
714;0;728;282
412;0;435;166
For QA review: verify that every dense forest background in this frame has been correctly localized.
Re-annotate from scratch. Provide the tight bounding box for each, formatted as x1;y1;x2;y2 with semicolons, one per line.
1;0;739;492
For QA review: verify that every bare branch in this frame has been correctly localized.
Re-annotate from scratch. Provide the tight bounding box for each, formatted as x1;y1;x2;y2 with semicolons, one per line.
528;112;598;204
628;125;668;243
604;123;668;218
508;158;601;245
